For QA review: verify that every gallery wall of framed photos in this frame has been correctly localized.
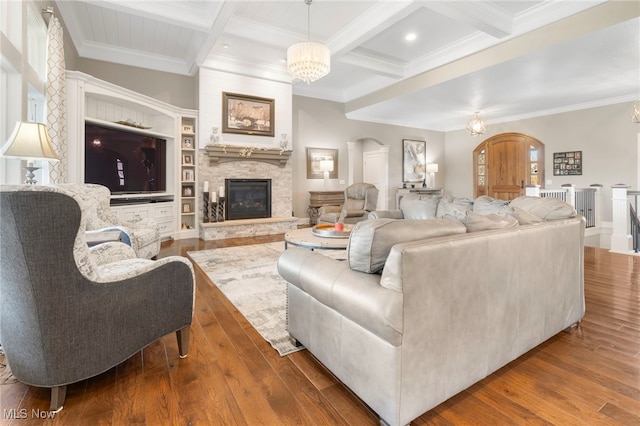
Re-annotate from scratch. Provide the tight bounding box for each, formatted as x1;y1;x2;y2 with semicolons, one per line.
553;151;582;176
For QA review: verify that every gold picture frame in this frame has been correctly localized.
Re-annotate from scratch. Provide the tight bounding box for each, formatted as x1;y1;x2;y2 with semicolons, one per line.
306;148;338;179
222;92;274;137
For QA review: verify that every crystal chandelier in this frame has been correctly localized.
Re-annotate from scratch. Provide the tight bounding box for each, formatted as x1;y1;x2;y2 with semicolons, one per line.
287;0;330;84
632;100;640;123
466;112;487;137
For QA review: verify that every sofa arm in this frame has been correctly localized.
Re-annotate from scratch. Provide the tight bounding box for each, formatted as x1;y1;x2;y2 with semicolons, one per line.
343;209;367;218
318;205;342;215
368;210;404;219
278;247;403;345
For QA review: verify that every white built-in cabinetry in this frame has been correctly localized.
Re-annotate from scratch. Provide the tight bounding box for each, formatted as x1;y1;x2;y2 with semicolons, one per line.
66;71;198;240
179;115;198;237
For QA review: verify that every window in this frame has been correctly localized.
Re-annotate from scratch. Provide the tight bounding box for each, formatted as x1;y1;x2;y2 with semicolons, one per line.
0;2;48;184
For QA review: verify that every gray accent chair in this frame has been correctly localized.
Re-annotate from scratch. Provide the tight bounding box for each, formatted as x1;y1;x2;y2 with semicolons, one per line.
0;185;194;412
58;183;161;259
317;182;379;225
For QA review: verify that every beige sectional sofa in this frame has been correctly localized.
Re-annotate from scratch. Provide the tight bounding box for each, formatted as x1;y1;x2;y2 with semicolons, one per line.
277;195;586;426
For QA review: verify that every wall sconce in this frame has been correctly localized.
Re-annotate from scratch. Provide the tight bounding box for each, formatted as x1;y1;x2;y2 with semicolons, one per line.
466;112;487;137
632;100;640;123
426;163;439;189
1;122;59;184
319;159;334;190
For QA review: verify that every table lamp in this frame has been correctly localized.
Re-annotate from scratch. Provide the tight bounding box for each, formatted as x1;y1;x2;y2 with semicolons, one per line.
320;159;333;190
1;122;59;184
426;163;439;189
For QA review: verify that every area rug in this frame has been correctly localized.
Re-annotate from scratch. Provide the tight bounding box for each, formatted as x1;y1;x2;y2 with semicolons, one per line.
188;242;345;356
0;346;18;385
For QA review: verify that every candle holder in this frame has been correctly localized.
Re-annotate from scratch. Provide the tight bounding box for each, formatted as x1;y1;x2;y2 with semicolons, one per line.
202;192;210;222
210;201;218;222
217;197;226;222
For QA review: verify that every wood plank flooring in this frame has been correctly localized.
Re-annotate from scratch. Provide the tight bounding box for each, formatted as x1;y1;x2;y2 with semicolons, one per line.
1;237;638;425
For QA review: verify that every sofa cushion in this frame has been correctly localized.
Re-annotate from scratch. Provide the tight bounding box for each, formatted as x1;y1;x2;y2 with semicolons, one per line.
347;218;467;273
509;196;576;220
400;194;440;219
464;210;519;232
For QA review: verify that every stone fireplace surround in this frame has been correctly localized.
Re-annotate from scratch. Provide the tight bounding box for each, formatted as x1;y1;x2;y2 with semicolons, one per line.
198;147;297;240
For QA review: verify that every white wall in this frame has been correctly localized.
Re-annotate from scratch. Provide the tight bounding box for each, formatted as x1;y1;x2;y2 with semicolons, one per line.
444;101;639;222
293;96;445;218
198;68;292;150
76;58;197;110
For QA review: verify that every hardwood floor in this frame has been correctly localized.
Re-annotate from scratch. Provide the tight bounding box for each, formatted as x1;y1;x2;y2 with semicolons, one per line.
1;238;638;425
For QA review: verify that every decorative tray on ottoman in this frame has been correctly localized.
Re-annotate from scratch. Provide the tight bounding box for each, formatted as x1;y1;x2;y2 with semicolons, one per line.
312;223;353;238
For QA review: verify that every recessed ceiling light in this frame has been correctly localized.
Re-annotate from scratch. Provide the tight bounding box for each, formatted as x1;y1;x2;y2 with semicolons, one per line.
405;33;417;42
223;43;229;49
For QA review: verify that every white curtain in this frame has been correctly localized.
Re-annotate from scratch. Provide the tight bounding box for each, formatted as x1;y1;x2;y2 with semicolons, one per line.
46;15;67;183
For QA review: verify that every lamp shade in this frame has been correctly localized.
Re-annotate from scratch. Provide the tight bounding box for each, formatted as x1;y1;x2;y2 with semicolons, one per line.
319;159;334;172
1;122;59;161
426;163;439;173
287;41;331;84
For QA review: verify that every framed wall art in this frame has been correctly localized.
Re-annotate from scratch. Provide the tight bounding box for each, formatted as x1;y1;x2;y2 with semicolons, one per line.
306;148;338;179
553;151;582;176
222;92;274;137
402;139;426;183
182;136;193;148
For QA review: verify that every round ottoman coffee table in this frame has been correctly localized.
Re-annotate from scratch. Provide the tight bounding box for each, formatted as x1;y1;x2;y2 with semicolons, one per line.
284;227;349;250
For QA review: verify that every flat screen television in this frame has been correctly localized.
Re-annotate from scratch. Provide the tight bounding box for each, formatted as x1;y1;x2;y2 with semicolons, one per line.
85;123;167;194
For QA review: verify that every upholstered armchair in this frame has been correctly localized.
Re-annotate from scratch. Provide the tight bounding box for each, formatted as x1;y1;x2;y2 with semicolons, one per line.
58;183;161;259
0;185;195;412
317;182;379;225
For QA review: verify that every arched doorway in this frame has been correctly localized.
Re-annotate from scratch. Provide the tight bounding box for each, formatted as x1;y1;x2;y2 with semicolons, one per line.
474;133;544;200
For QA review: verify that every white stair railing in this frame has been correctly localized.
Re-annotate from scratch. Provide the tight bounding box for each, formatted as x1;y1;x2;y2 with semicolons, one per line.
609;185;640;255
525;185;599;228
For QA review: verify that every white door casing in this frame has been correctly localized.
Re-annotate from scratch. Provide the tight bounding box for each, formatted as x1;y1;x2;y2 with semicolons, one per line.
363;146;389;210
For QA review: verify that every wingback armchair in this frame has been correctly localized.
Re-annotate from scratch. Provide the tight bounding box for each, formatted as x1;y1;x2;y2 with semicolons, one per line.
0;185;194;411
58;183;161;259
317;182;379;225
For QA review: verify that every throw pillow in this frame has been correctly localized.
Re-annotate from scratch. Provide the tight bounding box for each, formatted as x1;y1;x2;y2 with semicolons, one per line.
513;207;544;225
509;196;576;220
473;195;512;216
436;197;473;221
347;218;467;273
464;210;519;232
400;194;440;219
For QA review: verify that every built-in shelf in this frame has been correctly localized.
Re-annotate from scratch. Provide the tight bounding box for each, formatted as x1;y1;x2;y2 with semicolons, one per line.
205;144;292;166
84;117;174;139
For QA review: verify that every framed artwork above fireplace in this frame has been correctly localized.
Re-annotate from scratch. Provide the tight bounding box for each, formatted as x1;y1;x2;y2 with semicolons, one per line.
222;92;274;137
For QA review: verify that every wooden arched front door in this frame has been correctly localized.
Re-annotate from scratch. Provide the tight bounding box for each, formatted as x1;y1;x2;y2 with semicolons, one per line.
473;133;544;200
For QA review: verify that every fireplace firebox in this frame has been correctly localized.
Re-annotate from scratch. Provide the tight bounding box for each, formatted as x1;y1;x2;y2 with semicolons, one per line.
225;179;272;220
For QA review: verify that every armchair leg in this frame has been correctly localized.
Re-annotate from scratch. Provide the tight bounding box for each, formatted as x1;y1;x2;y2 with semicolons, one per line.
50;385;67;412
176;326;190;358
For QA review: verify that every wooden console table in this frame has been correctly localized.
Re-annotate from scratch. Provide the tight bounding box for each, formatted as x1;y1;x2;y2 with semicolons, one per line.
308;190;345;225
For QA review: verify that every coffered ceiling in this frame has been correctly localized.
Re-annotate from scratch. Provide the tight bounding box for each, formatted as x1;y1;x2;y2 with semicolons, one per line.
55;0;640;131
